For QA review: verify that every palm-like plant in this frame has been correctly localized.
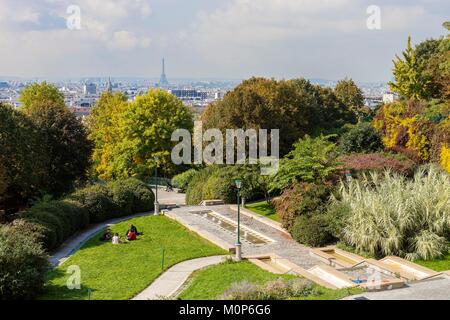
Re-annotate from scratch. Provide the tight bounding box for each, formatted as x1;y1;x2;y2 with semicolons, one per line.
333;165;450;260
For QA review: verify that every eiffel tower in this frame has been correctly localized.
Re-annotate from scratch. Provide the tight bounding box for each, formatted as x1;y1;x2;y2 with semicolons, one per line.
159;58;169;87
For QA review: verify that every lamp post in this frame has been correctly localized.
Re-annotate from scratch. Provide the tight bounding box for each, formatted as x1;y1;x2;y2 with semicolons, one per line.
154;156;160;215
235;179;242;261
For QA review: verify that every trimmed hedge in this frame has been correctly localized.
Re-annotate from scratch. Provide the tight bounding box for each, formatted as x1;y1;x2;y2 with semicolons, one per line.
172;169;198;192
70;184;120;223
0;220;49;300
291;214;333;247
185;166;265;205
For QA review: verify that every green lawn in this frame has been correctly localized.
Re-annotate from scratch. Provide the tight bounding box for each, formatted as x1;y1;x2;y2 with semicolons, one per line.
415;253;450;272
179;261;363;300
40;215;226;300
245;201;279;222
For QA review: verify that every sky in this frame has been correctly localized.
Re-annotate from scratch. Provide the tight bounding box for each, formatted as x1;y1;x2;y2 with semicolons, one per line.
0;0;448;82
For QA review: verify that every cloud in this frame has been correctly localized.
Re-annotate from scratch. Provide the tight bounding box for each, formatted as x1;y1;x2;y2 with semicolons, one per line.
108;30;151;49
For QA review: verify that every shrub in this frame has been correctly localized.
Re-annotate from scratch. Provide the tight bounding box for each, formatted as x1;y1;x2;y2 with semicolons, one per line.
107;181;135;216
70;184;120;223
21;199;90;250
120;178;155;213
186;165;265;205
340;153;416;176
291;215;333;247
339;122;383;153
336;165;450;260
273;182;334;231
0;221;49;300
172;169;198;192
220;278;315;300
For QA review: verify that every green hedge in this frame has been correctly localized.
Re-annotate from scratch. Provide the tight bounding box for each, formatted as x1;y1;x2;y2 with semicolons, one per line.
291;214;333;247
185;166;265;205
0;220;49;300
172;169;198;192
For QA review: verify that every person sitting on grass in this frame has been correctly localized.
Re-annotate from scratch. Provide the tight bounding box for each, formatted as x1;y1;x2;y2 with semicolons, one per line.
100;228;112;242
127;229;137;241
112;233;121;245
126;224;139;236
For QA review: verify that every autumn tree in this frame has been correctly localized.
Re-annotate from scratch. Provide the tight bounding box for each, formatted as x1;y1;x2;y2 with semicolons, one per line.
89;89;193;179
389;37;432;100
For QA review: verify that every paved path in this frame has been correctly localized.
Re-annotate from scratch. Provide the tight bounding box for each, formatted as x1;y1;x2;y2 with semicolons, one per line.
344;277;450;300
132;255;227;300
167;205;320;269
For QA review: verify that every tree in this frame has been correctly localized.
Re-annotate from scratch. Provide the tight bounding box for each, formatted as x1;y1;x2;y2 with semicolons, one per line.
202;77;356;157
87;92;129;179
270;135;341;192
339;122;383;154
389;37;432;100
334;78;364;109
0;103;44;211
92;89;193;179
23;100;92;196
19;82;65;112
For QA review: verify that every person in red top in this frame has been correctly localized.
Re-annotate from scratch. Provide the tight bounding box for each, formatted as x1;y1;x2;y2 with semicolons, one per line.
127;230;137;241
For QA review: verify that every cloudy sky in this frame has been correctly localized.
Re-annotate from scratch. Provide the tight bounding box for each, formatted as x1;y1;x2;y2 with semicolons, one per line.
0;0;448;82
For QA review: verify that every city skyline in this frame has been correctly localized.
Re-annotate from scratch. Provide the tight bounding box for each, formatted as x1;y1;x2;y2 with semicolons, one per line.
0;0;448;82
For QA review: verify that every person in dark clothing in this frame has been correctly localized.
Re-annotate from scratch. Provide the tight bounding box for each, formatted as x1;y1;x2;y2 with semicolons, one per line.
126;224;139;236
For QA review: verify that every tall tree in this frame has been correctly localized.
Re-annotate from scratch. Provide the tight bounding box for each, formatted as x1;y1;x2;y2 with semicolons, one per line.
389;37;432;100
87;92;129;179
22;101;92;196
90;89;193;179
334;78;364;109
0;104;44;211
19;82;65;112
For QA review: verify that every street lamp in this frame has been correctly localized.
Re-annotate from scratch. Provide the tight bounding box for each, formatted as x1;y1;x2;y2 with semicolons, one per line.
235;179;242;261
154;156;160;215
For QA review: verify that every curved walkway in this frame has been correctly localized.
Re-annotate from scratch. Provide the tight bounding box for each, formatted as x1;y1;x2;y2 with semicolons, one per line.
132;255;227;300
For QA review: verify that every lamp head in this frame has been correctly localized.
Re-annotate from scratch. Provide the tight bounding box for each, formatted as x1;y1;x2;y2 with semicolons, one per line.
235;179;242;189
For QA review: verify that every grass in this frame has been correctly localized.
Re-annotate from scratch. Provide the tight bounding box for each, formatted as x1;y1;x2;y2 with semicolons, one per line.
179;261;363;300
40;215;226;300
415;253;450;272
245;201;279;222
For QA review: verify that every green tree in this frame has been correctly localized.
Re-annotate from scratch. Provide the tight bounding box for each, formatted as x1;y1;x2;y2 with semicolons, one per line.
87;92;129;179
270;135;341;191
19;82;65;112
334;78;364;109
339;122;383;154
0;103;44;211
202;77;355;157
23;100;92;196
94;89;193;179
389;37;432;100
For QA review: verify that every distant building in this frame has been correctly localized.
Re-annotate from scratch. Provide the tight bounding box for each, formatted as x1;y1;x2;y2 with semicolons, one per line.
158;58;170;87
106;77;113;93
83;83;97;95
0;82;9;89
169;89;207;100
383;92;399;104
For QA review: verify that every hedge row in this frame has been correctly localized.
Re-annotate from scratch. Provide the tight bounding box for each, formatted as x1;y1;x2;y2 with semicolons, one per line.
21;178;154;250
185;165;266;205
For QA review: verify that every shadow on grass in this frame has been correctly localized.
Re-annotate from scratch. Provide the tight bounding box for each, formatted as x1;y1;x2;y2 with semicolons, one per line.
41;268;99;300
